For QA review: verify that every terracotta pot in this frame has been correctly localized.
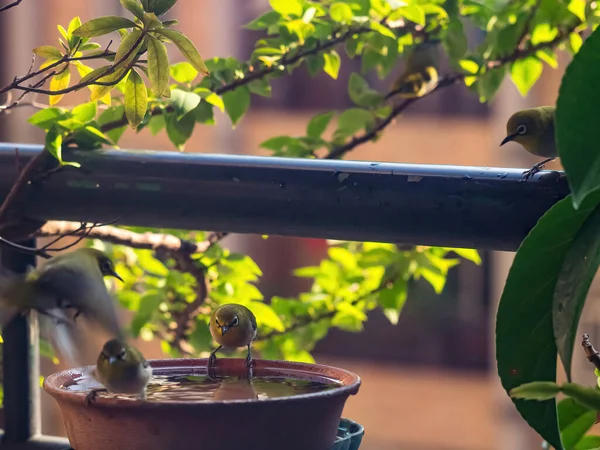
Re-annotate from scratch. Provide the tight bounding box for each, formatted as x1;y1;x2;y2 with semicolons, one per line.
44;358;361;450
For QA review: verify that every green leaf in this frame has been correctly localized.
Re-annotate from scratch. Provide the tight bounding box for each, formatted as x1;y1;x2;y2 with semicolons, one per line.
306;111;334;139
169;89;201;119
98;105;127;144
124;68;148;128
72;16;137;37
561;383;600;412
554;203;600;381
568;0;587;22
556;26;600;208
443;20;467;62
222;86;250;127
165;111;195;150
49;69;70;106
394;6;426;26
193;101;214;125
558;398;597;449
130;291;162;336
323;50;341;79
153;28;209;75
447;248;481;264
114;29;144;67
248;79;272;97
378;278;408;325
147;113;166;134
369;21;397;40
574;435;600;450
476;67;505;102
336;108;374;137
510;57;543;97
509;382;561;401
45;125;64;163
142;12;163;30
188;320;212;351
330;2;354;23
28;108;66;130
170;61;198;83
142;0;177;16
71;101;97;123
245;11;281;30
121;0;145;20
348;73;383;107
32;45;62;59
248;301;285;331
269;0;303;17
147;35;170;97
496;191;600;450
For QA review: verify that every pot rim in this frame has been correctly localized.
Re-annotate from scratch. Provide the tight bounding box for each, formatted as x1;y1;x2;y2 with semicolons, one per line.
43;357;361;409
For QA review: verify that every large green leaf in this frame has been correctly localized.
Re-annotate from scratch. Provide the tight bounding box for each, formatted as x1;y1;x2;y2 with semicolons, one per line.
496;191;600;450
554;203;600;381
556;26;600;208
558;398;596;450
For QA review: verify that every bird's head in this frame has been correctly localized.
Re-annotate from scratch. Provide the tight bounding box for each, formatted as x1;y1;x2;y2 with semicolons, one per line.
99;339;129;365
214;306;240;336
501;109;543;153
82;248;123;282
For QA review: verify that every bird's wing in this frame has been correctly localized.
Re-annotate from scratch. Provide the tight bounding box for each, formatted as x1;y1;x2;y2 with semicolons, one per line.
35;265;123;339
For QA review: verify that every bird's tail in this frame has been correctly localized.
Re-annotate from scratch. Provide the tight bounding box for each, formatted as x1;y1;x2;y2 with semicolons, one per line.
39;309;87;368
0;268;32;330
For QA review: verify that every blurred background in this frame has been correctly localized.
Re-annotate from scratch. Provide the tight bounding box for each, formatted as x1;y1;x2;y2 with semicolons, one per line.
0;1;596;449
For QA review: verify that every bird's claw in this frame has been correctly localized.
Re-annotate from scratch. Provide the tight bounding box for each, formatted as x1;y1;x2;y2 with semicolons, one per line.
84;388;107;407
521;164;543;182
245;355;255;381
207;352;218;381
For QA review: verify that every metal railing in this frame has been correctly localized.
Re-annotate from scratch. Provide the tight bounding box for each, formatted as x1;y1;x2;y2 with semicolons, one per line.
0;143;570;449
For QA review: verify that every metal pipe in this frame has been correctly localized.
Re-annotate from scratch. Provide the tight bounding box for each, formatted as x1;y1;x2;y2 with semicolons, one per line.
0;143;569;251
1;240;40;444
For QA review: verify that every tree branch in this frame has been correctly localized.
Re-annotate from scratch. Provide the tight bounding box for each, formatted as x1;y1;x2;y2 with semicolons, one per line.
324;21;580;160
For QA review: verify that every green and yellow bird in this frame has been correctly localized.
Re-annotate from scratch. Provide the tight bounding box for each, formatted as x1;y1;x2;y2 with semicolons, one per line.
86;338;152;405
0;247;123;330
208;303;257;380
0;248;125;366
500;106;557;180
390;40;440;99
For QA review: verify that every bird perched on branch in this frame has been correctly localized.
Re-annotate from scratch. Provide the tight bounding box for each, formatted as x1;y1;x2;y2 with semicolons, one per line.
0;247;125;366
86;338;152;405
208;303;257;380
389;40;440;100
500;106;557;180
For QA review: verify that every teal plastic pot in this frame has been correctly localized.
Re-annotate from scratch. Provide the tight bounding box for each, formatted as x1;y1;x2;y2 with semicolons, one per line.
330;418;364;450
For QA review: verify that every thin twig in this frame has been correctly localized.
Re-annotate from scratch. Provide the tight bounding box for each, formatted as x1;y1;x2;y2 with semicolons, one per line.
582;334;600;371
0;0;22;13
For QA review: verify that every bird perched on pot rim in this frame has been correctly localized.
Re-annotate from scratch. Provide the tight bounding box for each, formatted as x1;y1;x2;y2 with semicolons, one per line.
389;40;440;100
500;106;557;180
86;338;152;405
0;248;125;366
208;303;257;380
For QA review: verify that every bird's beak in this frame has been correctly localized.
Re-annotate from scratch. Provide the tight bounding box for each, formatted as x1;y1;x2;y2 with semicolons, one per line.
221;325;230;336
108;356;117;364
109;269;124;283
500;134;517;146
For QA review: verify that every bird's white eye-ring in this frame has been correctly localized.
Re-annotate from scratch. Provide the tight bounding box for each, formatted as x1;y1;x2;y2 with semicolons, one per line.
517;124;527;135
232;316;239;327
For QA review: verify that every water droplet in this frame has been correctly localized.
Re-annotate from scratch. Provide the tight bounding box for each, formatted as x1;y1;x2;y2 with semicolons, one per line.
279;182;286;189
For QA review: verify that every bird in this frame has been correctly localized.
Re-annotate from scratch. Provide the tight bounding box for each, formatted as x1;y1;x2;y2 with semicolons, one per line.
389;40;440;99
0;247;125;366
500;106;557;180
86;338;152;406
208;303;257;381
